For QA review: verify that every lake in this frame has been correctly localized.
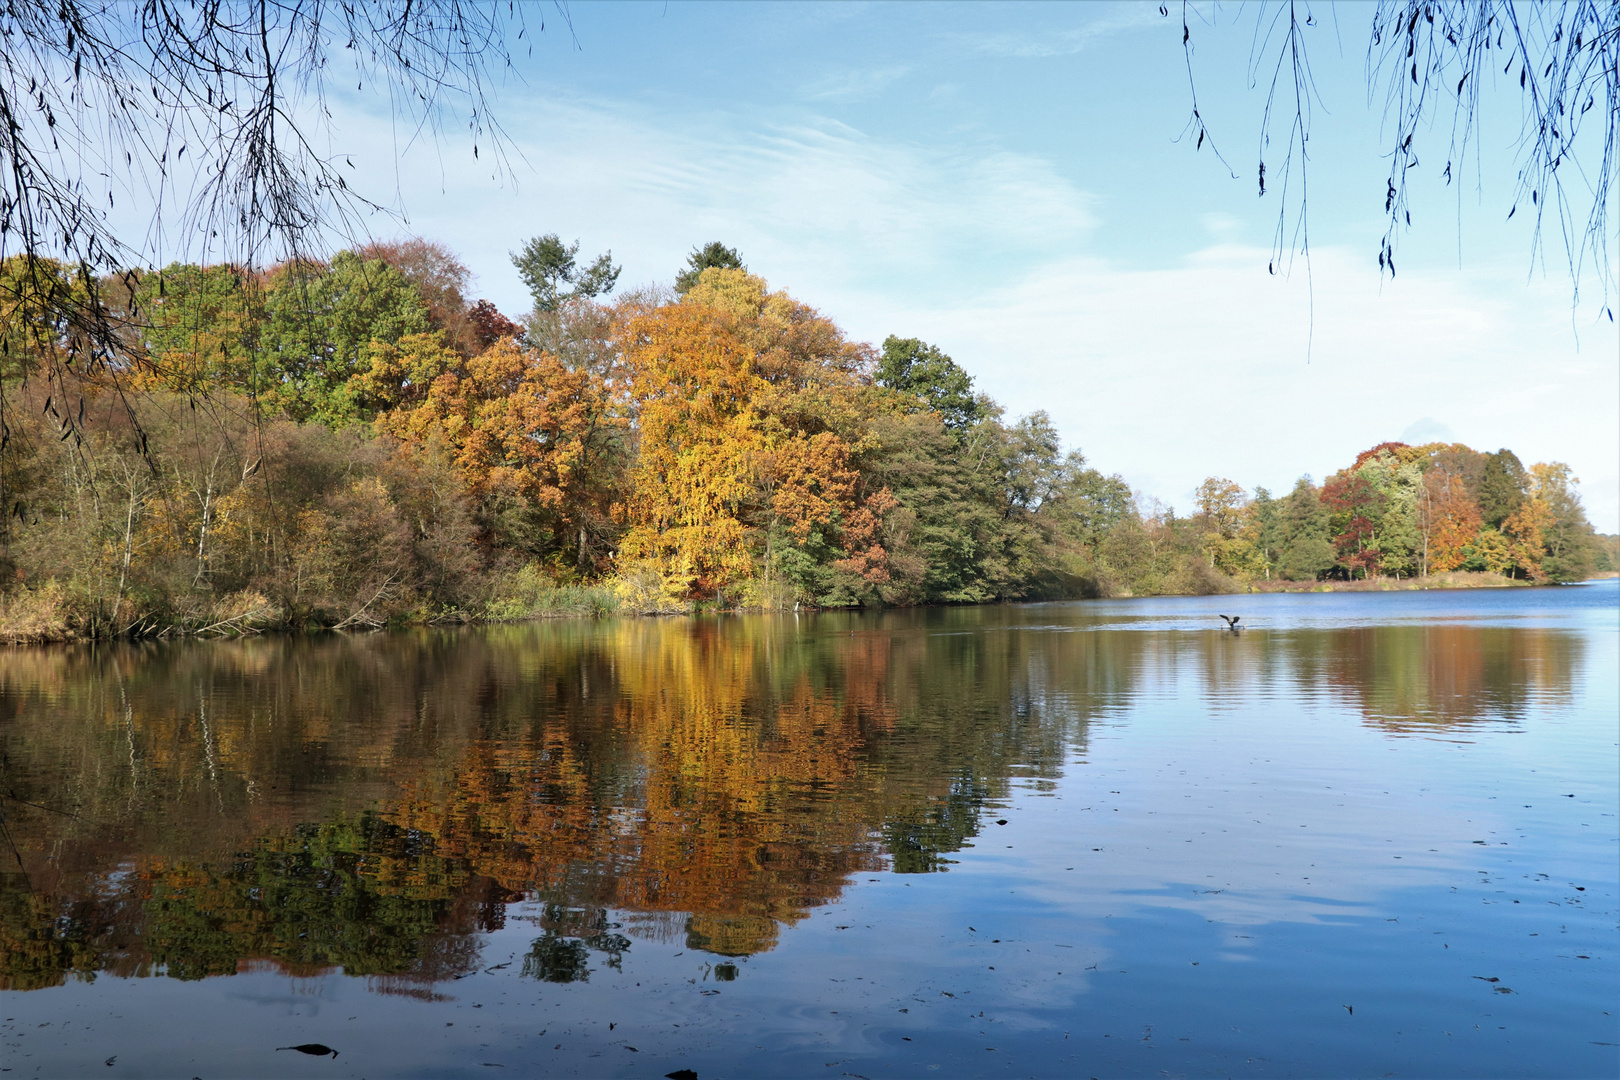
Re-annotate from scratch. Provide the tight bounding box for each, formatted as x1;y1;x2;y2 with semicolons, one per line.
2;584;1615;1078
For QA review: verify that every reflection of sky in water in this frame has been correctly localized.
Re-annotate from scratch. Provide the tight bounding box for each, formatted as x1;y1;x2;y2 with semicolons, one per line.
0;584;1614;1077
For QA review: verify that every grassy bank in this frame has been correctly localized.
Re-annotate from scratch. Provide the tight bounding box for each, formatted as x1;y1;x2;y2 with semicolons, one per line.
0;568;639;646
1246;571;1536;593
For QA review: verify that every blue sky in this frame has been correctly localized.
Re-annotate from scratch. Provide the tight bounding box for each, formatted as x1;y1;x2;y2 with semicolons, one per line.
327;1;1619;529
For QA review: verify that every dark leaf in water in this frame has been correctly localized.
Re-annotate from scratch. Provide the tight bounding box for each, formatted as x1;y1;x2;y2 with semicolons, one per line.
666;1071;699;1080
278;1044;339;1058
1472;976;1500;982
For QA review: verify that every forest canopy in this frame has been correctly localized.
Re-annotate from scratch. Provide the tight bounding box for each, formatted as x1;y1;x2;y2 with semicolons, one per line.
0;241;1603;639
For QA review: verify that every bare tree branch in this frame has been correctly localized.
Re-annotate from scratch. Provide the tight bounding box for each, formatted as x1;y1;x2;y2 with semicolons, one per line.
1176;1;1618;320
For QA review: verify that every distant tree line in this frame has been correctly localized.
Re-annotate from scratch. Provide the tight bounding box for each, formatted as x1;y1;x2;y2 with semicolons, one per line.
0;238;1602;637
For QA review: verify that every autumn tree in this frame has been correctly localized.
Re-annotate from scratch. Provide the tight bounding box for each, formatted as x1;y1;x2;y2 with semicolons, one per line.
465;301;526;354
1422;466;1484;573
374;337;625;571
615;269;890;603
1;1;530;510
356;239;495;357
1322;471;1387;579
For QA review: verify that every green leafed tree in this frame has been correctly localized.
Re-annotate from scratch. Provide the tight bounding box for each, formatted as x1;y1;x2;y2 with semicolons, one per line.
876;336;985;435
511;235;621;315
258;251;431;426
1274;477;1337;582
1477;449;1529;528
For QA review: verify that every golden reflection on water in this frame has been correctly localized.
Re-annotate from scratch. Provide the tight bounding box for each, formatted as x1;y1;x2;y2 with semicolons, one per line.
0;612;1583;991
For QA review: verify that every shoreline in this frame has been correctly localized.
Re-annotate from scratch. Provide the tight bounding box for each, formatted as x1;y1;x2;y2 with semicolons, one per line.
1242;571;1541;594
3;572;1602;646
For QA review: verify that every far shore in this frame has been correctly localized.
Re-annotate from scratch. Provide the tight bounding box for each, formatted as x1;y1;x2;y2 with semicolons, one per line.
1244;571;1566;593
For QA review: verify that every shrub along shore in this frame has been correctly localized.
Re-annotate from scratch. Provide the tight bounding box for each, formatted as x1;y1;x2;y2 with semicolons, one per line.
0;240;1609;643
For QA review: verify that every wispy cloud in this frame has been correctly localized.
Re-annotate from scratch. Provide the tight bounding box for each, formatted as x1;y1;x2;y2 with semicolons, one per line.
337;91;1099;301
949;4;1163;59
800;65;909;102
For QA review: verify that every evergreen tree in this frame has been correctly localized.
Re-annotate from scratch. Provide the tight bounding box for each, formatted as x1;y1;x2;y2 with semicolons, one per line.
674;242;745;293
1477;449;1528;527
511;234;620;314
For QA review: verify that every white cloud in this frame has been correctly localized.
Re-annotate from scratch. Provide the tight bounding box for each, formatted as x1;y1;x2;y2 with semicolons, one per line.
1400;417;1455;444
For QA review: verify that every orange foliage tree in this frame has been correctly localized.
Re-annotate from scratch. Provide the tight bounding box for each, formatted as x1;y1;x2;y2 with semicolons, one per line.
615;270;894;601
1423;467;1483;572
369;334;624;569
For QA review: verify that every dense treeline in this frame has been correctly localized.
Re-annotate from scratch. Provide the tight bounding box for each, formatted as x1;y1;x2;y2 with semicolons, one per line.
0;239;1601;637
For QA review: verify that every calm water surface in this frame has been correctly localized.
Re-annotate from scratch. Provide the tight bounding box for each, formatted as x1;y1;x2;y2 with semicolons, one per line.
2;585;1616;1078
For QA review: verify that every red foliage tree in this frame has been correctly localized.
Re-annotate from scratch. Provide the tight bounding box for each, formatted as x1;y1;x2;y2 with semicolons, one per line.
466;300;524;353
1322;471;1387;577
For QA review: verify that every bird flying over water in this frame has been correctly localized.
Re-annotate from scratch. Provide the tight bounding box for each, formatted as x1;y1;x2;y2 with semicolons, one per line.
1219;615;1241;631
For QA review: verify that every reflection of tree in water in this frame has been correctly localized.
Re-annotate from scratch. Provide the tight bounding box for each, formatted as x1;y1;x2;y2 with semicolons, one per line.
1262;626;1584;735
25;609;1575;989
0;812;497;991
882;778;990;874
523;936;592;983
518;904;632;982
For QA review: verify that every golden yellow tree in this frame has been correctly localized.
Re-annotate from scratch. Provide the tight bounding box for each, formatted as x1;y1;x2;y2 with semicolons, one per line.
615;270;890;600
1502;497;1554;581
